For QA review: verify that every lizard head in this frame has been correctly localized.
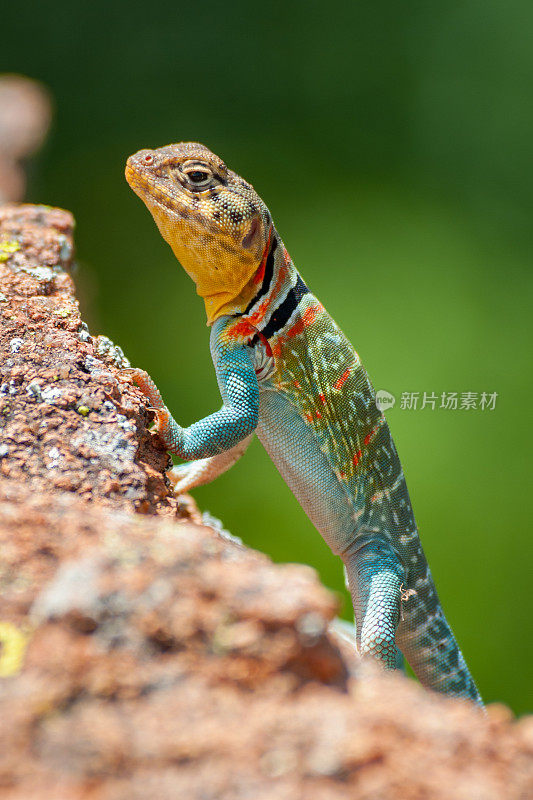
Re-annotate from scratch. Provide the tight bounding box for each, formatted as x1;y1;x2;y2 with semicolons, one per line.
125;142;272;324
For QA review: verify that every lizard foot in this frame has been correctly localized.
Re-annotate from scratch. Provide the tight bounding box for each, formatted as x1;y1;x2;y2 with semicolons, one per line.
120;367;165;410
151;407;171;436
120;368;184;454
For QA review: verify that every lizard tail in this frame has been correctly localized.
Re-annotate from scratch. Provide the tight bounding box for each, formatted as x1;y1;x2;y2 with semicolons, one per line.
396;561;483;706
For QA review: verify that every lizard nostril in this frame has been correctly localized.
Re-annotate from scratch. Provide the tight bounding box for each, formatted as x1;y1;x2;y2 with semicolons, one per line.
143;153;154;164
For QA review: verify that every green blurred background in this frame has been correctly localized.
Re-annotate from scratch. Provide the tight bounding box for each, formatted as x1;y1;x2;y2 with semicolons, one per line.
3;1;532;713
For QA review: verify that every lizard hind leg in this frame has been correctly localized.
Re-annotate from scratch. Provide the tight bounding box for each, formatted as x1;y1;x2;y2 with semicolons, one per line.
168;434;254;493
342;532;405;670
342;563;405;671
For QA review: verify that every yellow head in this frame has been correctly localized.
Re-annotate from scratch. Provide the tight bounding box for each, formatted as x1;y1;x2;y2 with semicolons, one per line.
125;142;272;324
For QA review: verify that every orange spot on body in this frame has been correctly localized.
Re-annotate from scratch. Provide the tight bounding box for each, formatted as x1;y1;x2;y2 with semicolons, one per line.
351;423;382;470
318;393;326;403
287;304;321;339
257;330;272;357
364;424;380;446
304;407;322;422
226;318;256;340
352;449;362;467
273;302;323;356
293;380;301;389
334;367;351;391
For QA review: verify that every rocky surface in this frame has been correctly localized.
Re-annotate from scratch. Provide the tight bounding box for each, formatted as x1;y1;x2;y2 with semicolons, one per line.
0;205;532;799
0;204;183;515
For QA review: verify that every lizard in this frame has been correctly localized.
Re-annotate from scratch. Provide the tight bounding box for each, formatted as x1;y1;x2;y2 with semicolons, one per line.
124;141;483;706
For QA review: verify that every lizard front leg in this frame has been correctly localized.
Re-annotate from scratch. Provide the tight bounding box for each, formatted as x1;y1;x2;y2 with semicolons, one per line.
125;332;259;462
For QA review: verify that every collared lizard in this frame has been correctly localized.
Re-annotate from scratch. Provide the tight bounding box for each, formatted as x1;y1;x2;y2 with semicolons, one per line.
124;142;482;705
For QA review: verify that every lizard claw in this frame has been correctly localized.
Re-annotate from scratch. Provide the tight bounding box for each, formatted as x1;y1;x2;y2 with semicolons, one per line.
119;367;166;409
148;407;171;437
119;367;149;382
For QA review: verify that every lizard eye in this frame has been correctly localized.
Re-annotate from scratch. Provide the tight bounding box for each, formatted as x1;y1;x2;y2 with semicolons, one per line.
188;170;210;183
182;164;213;189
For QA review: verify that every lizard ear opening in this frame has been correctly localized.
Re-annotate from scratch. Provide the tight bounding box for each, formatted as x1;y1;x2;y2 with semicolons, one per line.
241;217;260;250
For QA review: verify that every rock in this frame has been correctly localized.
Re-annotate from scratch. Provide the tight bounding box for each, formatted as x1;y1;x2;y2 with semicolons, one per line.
0;204;187;516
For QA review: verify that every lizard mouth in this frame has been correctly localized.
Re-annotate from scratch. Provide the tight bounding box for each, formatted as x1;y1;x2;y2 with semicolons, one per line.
125;159;225;241
124;161;138;188
125;160;188;221
125;161;161;202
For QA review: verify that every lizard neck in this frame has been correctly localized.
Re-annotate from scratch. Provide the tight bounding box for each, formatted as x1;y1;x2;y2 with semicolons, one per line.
236;229;304;335
220;228;316;347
